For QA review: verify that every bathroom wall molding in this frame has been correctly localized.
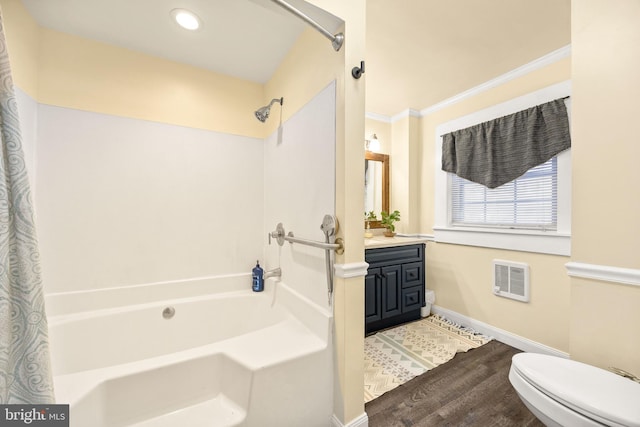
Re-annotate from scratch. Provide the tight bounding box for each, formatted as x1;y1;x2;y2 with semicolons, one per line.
334;261;369;278
431;305;570;359
565;262;640;288
365;111;393;123
365;109;420;124
391;108;421;123
332;412;369;427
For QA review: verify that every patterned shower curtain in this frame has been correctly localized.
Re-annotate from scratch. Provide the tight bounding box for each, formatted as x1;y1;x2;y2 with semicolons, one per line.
0;10;55;403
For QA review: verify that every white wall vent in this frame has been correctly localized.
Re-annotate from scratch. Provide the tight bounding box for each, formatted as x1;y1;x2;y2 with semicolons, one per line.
493;259;530;302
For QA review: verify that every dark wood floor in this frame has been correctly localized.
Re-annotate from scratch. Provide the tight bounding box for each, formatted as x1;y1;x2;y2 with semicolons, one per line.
365;340;545;427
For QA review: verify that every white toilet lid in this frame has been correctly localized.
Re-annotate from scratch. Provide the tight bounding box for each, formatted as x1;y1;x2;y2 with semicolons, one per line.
512;353;640;427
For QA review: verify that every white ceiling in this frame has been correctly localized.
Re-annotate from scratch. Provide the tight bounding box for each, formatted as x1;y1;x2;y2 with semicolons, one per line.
22;0;308;83
21;0;571;117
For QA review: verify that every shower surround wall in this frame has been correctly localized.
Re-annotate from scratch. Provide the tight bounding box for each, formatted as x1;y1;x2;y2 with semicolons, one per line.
32;81;336;310
263;81;336;310
35;102;264;294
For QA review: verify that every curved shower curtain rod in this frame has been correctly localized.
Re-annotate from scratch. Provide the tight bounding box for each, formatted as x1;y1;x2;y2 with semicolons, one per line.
269;0;344;51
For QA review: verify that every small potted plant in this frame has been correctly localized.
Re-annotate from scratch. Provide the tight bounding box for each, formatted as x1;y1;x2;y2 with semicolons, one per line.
381;210;400;237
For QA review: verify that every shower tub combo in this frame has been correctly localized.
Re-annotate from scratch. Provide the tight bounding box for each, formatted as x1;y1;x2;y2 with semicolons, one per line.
47;274;333;427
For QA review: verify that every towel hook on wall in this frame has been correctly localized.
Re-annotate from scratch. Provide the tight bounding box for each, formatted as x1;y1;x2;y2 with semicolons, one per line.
352;61;365;79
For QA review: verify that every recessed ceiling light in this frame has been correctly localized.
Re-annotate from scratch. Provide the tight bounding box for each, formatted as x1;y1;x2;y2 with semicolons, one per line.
171;8;201;31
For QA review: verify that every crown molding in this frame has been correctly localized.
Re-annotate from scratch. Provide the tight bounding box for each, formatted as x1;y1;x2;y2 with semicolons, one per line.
365;108;420;124
391;108;421;122
365;111;392;123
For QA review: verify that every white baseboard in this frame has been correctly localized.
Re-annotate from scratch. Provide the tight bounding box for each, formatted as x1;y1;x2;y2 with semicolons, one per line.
331;412;368;427
431;305;569;359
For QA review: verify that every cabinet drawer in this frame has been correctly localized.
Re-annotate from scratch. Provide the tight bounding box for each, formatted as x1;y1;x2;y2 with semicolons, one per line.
401;262;423;289
365;244;423;267
402;286;423;312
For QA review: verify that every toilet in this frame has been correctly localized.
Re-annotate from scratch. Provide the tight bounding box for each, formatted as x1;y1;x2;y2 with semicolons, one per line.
509;353;640;427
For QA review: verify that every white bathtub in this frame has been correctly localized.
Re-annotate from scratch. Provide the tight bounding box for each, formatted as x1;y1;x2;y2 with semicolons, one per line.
47;274;333;427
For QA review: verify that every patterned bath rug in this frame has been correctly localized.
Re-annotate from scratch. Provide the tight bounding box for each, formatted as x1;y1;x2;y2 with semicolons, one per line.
364;314;492;402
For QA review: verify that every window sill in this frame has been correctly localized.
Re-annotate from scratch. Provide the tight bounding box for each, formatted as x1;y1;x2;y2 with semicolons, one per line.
433;226;571;256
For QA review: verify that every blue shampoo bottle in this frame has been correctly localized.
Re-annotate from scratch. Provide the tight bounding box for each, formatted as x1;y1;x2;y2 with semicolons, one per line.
252;261;264;292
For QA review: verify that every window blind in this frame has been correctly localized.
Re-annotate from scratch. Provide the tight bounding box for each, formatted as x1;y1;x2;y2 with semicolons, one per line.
451;156;557;230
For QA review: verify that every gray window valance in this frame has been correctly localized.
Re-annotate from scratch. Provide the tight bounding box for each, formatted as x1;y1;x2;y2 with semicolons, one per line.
441;97;571;189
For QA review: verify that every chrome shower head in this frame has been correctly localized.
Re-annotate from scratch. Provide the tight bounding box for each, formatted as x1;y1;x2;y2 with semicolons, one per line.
254;106;270;123
254;97;283;123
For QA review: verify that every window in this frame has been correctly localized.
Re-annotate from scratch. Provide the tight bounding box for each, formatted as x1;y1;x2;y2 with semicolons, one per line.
434;81;571;256
451;157;557;230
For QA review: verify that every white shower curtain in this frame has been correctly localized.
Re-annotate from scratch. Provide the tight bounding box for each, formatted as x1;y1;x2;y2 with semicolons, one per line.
0;9;55;403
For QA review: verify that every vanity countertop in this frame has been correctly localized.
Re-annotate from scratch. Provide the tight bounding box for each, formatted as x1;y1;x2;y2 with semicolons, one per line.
364;234;430;249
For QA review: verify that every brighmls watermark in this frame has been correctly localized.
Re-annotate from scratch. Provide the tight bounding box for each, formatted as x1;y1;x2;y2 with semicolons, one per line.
0;405;69;426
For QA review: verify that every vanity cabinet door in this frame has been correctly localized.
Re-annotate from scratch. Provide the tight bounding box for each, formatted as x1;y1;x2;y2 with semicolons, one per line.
365;268;382;323
381;265;402;319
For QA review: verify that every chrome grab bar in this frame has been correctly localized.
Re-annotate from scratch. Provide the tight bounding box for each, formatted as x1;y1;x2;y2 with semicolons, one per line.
268;215;344;304
268;221;344;255
284;232;342;251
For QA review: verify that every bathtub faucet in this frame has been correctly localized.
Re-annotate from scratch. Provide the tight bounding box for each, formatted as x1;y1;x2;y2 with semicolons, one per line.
264;268;282;280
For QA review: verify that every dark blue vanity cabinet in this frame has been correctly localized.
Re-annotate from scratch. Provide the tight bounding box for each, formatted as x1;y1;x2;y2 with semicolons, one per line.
365;243;425;334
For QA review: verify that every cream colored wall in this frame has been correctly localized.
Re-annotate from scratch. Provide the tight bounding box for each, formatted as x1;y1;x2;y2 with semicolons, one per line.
421;58;572;353
570;0;640;372
37;29;264;138
428;244;571;352
571;1;640;269
265;27;340;136
1;0;264;138
0;0;39;97
364;118;391;154
391;117;409;226
303;1;366;424
389;115;421;233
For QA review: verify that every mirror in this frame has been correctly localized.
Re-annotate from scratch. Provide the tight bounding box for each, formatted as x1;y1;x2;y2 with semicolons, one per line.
364;151;389;227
